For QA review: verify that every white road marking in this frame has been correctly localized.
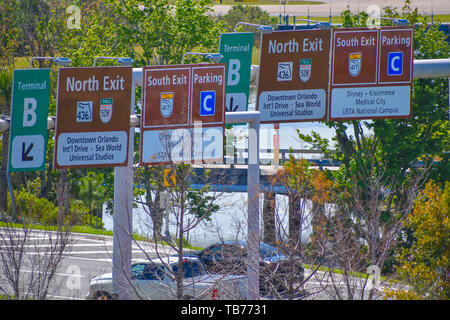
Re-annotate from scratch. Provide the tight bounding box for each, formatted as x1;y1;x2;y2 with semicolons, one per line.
21;269;85;278
46;294;85;300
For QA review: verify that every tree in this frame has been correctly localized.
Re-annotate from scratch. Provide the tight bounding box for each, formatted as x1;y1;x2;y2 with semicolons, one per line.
0;70;12;212
385;181;450;300
275;156;333;255
112;0;225;66
261;157;334;300
78;171;106;228
134;166;167;240
219;4;276;48
0;178;73;300
167;164;221;299
0;1;19;212
301;157;427;300
298;0;449;277
50;0;131;67
133;163;222;300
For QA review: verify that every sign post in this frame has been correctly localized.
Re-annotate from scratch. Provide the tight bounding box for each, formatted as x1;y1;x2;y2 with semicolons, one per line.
219;32;254;113
257;29;331;124
8;68;50;172
54;66;132;169
329;27;414;121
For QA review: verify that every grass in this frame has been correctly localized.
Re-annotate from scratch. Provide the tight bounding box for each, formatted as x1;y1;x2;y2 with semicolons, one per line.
303;263;391;284
432;14;450;22
282;15;450;24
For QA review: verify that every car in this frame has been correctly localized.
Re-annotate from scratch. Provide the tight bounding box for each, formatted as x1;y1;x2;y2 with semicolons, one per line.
86;256;247;300
189;240;305;295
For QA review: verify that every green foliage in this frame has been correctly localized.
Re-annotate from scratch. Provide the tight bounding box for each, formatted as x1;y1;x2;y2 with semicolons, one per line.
296;1;449;280
78;171;106;227
219;4;276;32
186;187;220;221
385;181;450;299
300;1;449;187
69;199;98;227
219;4;276;49
0;69;12;113
112;0;225;66
9;178;59;225
173;163;221;220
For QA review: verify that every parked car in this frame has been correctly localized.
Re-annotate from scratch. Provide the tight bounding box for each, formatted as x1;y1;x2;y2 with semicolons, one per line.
189;240;304;295
87;256;247;300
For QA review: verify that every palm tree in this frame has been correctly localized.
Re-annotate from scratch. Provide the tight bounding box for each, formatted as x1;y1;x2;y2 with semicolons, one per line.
79;171;106;228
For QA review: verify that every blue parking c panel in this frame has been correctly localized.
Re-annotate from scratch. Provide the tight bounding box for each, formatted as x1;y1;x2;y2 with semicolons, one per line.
387;52;403;76
200;90;216;116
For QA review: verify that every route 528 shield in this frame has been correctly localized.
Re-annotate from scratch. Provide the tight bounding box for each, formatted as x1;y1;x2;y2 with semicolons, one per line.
100;98;113;123
299;58;312;82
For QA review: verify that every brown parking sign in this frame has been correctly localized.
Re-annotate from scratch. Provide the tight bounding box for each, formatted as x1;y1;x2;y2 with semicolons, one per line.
54;66;132;169
257;29;331;124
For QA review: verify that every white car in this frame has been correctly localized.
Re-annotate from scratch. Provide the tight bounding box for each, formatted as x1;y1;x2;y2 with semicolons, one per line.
87;256;247;300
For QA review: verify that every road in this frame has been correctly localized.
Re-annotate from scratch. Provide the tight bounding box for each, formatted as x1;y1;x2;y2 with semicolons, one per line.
0;228;403;300
0;229;176;300
211;0;450;17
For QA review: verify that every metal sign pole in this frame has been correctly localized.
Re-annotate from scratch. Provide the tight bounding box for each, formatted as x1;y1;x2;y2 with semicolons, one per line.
225;111;260;300
247;115;260;300
112;78;136;300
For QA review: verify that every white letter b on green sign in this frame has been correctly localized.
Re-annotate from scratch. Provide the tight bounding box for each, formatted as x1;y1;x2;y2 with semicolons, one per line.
23;97;37;127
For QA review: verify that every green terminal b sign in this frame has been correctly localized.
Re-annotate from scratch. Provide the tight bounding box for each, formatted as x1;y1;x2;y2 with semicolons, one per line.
8;68;51;172
219;32;254;112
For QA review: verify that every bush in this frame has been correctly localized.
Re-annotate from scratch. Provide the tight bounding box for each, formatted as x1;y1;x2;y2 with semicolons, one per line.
385;181;450;300
10;189;58;225
69;199;104;229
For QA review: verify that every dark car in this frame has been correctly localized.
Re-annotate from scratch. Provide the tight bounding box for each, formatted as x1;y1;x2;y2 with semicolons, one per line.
190;240;304;295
